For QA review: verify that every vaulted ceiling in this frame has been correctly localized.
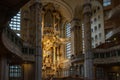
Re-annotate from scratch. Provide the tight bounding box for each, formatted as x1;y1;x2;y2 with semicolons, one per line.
41;0;84;21
0;0;84;26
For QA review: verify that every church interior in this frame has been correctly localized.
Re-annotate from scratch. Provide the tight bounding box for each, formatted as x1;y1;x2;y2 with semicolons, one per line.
0;0;120;80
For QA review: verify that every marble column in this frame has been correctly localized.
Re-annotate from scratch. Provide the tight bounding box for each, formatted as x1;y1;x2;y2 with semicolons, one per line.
30;1;42;80
83;0;94;80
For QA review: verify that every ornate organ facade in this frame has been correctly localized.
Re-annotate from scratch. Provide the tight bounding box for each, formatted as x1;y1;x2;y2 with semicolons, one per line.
21;2;70;79
41;3;67;78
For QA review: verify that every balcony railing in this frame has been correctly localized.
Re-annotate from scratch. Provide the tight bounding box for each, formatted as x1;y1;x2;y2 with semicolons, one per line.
3;26;23;49
2;26;35;61
93;48;120;64
106;27;120;39
71;44;120;64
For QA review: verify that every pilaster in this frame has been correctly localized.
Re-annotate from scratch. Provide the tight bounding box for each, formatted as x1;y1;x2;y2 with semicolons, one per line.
23;10;30;42
71;18;82;56
29;1;42;80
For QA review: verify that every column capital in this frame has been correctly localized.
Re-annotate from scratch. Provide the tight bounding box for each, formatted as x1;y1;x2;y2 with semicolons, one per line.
71;18;81;28
82;0;92;16
29;2;42;10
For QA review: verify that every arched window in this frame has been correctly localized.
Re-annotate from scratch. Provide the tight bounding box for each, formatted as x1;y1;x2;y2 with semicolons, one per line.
66;23;71;59
103;0;111;6
9;11;21;36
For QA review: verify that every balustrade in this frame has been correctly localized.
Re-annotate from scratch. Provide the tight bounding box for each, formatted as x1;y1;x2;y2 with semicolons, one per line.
3;26;35;56
94;50;120;59
94;49;120;64
70;48;120;64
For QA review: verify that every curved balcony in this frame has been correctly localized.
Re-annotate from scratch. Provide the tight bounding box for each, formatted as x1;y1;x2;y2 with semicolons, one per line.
2;27;23;57
22;47;35;62
93;44;120;64
1;26;35;62
71;42;120;64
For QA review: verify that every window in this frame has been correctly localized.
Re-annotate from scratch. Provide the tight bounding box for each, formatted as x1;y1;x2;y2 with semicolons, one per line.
94;26;97;31
99;33;101;39
9;65;22;79
95;35;98;40
91;29;93;32
98;24;101;29
66;23;71;59
82;24;85;53
94;18;97;22
9;11;21;37
92;37;94;42
103;0;111;6
17;33;20;36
